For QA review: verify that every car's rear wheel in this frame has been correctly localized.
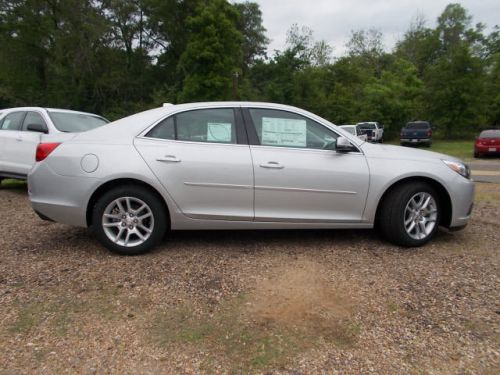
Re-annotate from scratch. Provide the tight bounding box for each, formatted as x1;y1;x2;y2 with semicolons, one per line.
378;182;440;247
92;185;167;255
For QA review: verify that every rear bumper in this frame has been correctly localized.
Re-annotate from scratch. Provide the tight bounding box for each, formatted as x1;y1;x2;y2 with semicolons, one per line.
475;145;499;154
400;138;431;144
28;162;97;227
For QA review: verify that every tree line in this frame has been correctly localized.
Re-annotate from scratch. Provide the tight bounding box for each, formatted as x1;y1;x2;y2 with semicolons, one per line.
0;1;498;139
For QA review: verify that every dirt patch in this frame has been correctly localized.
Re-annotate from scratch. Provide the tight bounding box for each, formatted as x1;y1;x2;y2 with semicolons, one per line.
247;259;357;344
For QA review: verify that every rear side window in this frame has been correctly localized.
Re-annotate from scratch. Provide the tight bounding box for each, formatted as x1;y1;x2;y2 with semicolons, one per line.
23;112;48;132
146;108;237;144
0;111;26;130
479;130;500;138
358;123;376;130
406;122;430;129
342;126;355;135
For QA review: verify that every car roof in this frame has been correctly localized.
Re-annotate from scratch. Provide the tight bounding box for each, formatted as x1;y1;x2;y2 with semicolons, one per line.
73;101;363;146
0;106;104;117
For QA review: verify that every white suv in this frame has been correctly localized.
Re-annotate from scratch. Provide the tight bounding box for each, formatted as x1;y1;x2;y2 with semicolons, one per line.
0;107;108;181
356;122;384;143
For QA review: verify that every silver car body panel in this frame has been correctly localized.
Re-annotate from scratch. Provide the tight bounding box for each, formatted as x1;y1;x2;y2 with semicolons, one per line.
28;102;474;231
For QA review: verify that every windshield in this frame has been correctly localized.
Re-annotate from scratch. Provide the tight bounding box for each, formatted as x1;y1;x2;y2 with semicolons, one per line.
357;123;376;130
48;111;109;132
479;130;500;138
341;126;355;135
406;122;430;129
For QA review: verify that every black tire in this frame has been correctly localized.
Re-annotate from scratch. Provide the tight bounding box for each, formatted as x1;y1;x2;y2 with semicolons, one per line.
378;182;441;247
91;185;168;255
474;152;480;158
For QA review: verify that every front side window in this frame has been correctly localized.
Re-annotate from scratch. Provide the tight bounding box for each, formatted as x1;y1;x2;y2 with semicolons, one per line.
146;108;237;144
23;112;48;132
0;112;26;130
248;108;338;150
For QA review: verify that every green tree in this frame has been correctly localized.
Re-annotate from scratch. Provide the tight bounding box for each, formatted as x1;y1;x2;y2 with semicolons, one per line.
177;0;243;102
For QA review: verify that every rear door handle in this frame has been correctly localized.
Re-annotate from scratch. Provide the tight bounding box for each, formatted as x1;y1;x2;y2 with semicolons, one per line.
16;136;23;142
259;161;284;169
156;155;181;163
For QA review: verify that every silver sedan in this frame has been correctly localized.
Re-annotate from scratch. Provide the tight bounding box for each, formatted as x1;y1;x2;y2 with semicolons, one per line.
28;102;474;255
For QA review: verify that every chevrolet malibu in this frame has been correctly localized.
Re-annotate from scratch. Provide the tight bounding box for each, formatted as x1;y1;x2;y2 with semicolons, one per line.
28;102;474;255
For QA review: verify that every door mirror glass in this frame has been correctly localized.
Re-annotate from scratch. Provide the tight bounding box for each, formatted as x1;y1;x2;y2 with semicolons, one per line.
27;123;48;134
336;137;356;153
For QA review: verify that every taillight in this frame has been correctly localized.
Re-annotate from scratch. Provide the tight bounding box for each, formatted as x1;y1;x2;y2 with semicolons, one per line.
427;129;432;137
36;143;61;162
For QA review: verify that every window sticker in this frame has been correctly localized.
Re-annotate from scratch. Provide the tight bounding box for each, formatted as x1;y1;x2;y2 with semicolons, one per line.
207;122;232;142
261;117;307;147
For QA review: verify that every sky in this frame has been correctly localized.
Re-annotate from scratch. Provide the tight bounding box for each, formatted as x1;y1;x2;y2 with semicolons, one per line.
234;0;500;57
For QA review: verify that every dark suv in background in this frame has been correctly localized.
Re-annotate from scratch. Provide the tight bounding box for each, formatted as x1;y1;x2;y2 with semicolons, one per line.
400;121;432;147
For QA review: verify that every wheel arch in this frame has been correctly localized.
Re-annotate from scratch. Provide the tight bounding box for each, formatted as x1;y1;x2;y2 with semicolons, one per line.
86;178;170;227
375;176;452;228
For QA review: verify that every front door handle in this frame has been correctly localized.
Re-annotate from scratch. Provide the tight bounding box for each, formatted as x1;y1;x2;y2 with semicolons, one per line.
16;136;23;142
156;155;181;163
259;161;284;169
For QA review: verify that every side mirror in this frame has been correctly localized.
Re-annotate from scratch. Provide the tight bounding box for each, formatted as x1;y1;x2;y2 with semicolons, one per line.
27;123;48;134
336;136;356;153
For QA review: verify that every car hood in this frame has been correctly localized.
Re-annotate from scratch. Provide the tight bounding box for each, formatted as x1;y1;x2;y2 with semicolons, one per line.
360;143;462;163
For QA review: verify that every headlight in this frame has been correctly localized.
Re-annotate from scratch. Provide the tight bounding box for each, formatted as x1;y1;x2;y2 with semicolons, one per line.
442;159;471;179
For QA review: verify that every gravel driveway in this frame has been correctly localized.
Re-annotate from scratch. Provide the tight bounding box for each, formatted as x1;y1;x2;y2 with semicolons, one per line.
0;180;498;374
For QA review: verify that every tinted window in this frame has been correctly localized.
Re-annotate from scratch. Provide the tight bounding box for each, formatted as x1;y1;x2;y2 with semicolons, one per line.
479;130;500;138
146;108;237;144
48;112;108;132
406;122;430;129
249;108;338;150
146;116;175;140
357;123;376;130
23;112;48;131
0;112;25;130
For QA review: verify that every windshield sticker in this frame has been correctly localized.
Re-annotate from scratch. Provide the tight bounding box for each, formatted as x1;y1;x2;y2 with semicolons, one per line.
261;117;307;147
207;122;232;142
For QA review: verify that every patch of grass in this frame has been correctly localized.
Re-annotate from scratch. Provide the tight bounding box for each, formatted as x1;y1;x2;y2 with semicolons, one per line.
6;286;144;337
428;140;474;160
387;302;399;313
149;295;360;372
0;178;26;189
8;304;38;334
388;140;474;160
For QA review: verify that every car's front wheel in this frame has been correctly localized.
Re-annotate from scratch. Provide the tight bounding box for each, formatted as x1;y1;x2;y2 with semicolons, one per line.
378;182;440;247
92;185;168;255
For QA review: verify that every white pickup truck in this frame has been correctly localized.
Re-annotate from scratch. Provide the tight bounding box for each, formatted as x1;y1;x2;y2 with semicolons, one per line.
0;107;108;181
356;122;384;143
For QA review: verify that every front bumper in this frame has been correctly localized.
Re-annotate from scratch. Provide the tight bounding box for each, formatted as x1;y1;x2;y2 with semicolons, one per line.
447;174;475;229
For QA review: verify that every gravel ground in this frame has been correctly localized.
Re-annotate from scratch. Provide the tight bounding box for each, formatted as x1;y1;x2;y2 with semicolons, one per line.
0;181;499;374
